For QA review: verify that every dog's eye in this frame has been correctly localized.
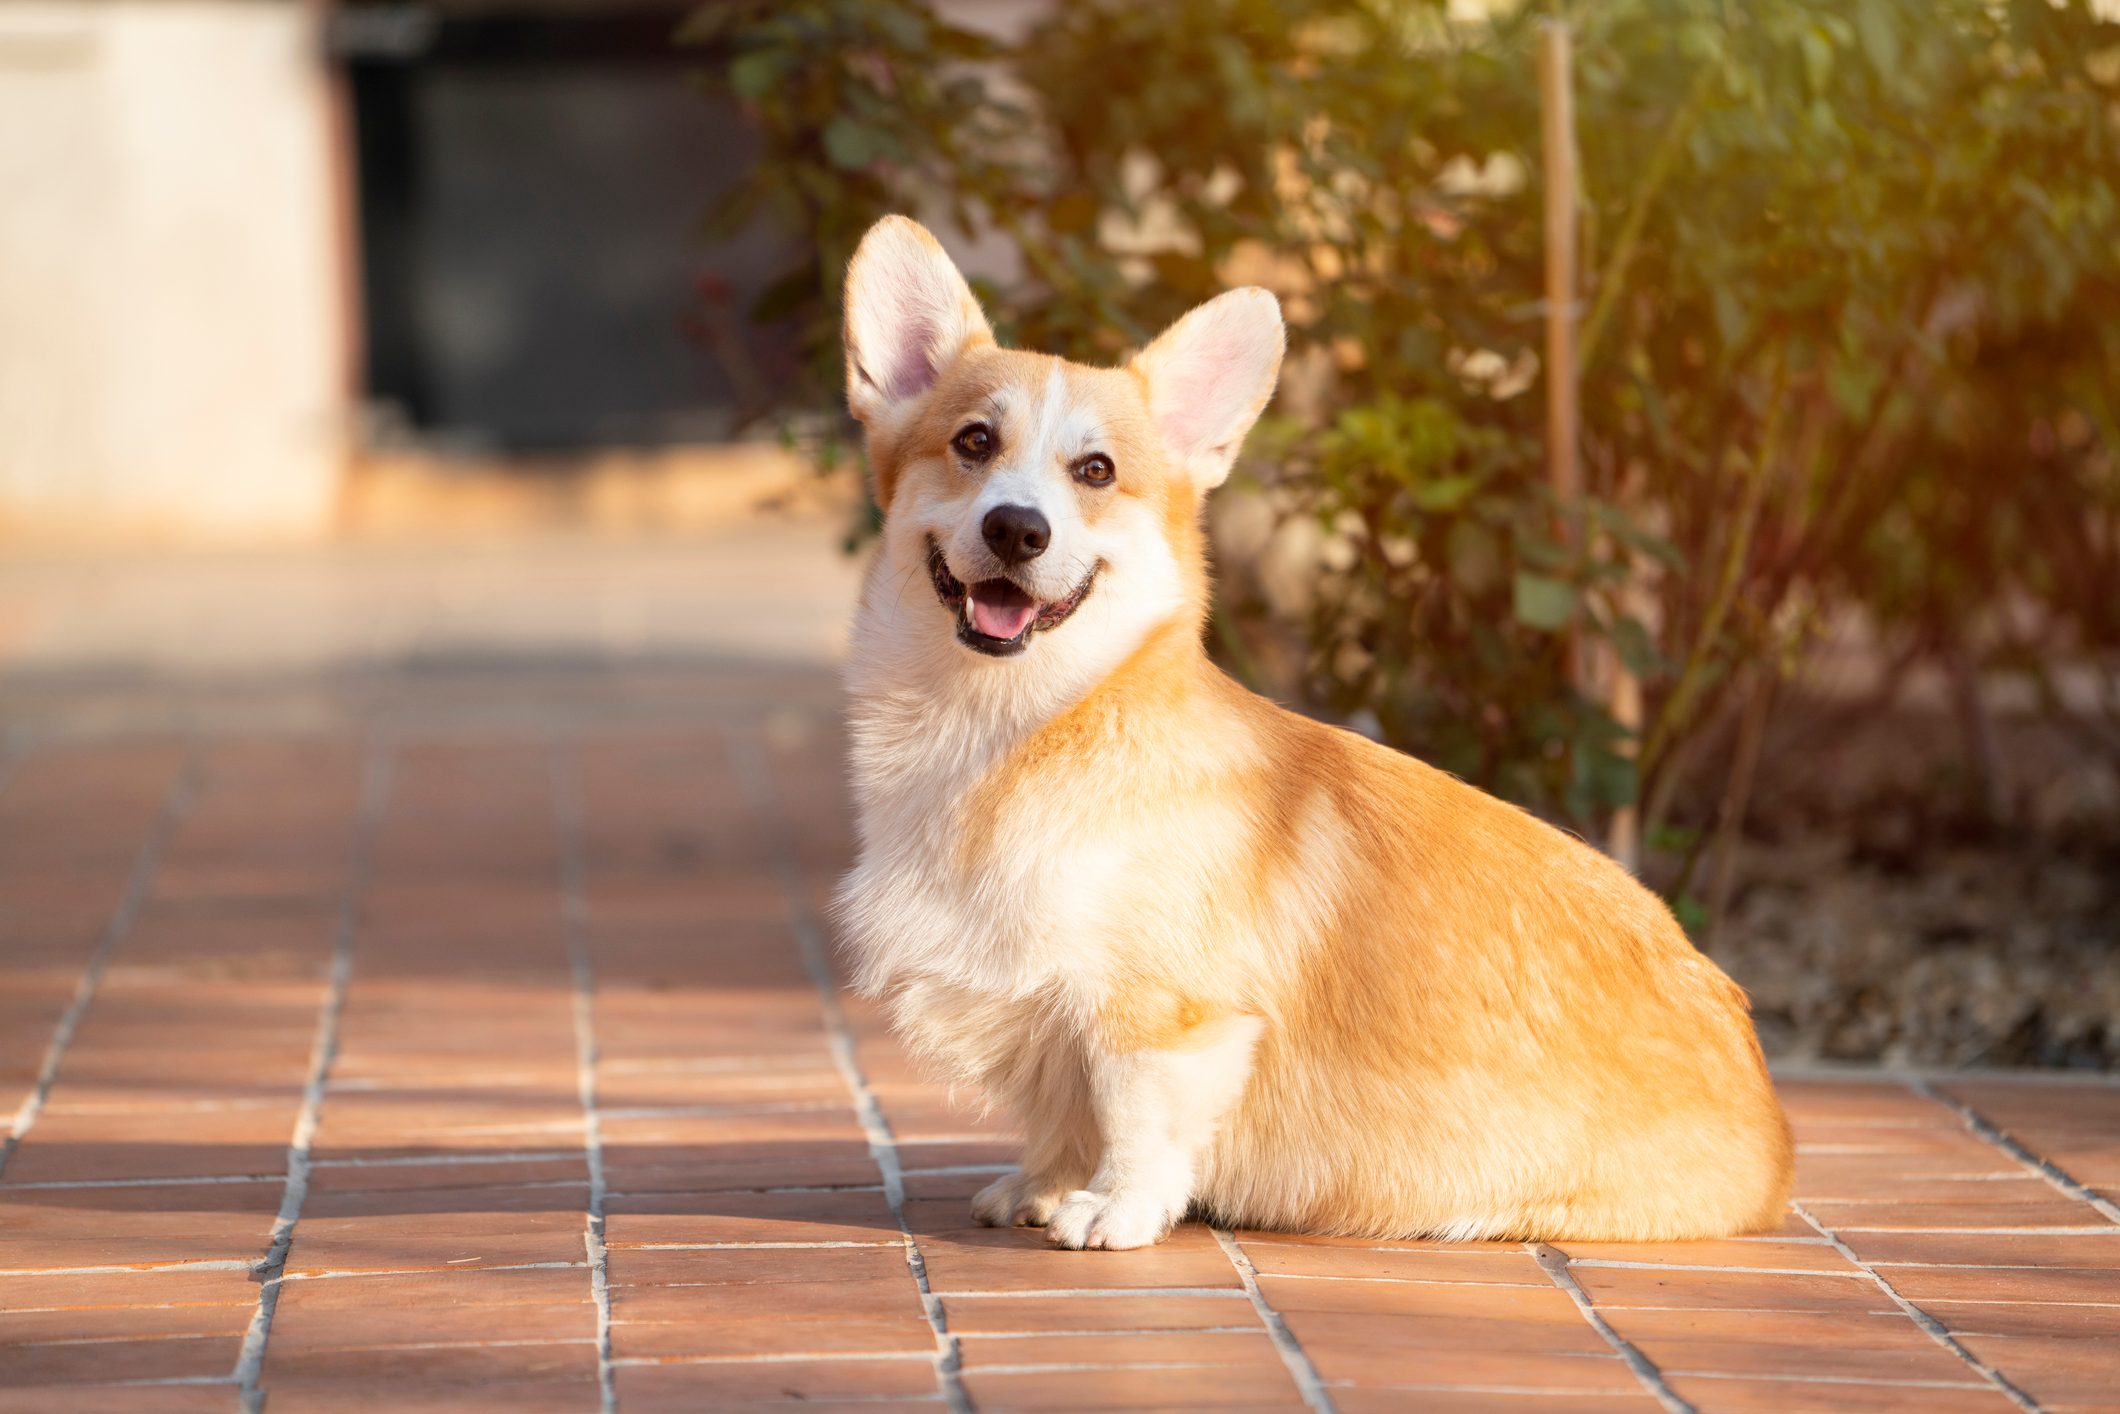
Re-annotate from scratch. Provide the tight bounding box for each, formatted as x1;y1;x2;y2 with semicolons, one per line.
1074;453;1115;488
952;424;995;462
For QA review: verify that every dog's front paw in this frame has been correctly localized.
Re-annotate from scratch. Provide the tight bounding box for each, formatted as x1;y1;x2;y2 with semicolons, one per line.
971;1170;1070;1228
1045;1188;1178;1250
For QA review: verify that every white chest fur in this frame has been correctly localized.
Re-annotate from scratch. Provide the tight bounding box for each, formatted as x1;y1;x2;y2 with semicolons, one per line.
837;685;1115;1002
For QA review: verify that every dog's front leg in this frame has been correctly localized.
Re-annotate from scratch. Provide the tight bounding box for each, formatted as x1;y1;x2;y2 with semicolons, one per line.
1047;1014;1263;1251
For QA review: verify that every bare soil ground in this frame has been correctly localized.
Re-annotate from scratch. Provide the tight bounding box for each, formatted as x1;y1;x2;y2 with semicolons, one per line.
1692;704;2120;1069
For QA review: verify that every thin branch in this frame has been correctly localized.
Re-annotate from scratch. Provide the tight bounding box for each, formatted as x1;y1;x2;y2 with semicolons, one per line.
1642;351;1790;773
1579;65;1715;375
1703;667;1775;946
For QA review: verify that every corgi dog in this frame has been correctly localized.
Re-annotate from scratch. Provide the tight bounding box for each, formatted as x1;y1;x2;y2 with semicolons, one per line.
834;215;1792;1249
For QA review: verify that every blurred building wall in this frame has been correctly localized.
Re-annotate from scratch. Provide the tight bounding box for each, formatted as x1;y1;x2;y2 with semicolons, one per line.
0;1;347;538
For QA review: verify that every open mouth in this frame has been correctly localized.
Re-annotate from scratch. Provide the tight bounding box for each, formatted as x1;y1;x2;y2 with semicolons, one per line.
927;540;1097;657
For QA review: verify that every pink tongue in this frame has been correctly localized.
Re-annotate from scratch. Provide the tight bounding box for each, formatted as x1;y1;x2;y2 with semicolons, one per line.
970;593;1037;640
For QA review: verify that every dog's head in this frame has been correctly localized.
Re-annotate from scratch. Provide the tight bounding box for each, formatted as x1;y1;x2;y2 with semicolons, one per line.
843;216;1283;673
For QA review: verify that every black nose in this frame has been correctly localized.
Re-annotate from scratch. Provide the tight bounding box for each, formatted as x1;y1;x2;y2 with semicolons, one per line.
981;504;1050;565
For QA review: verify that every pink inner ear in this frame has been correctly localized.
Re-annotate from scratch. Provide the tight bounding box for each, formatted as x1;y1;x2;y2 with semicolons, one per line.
1157;357;1229;453
884;310;941;403
1156;335;1265;456
1143;290;1281;462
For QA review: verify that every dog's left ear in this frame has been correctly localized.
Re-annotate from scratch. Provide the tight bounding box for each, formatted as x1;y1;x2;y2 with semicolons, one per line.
1131;288;1285;489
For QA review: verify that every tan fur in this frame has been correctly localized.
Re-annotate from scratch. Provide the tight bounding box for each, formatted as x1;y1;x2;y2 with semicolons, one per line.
835;217;1792;1247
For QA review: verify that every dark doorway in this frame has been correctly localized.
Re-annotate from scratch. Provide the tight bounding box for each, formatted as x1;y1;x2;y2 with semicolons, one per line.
339;7;799;451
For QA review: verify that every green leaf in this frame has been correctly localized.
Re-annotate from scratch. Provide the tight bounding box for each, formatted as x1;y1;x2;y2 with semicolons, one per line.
822;117;880;171
1670;893;1708;934
1649;824;1699;856
1447;520;1501;595
1800;27;1835;94
727;49;785;101
1609;615;1666;678
1574;743;1639;811
1854;0;1901;76
1409;475;1480;512
873;5;930;53
1592;504;1685;569
1826;358;1882;418
1513;573;1578;632
1516;530;1572;573
1711;285;1748;351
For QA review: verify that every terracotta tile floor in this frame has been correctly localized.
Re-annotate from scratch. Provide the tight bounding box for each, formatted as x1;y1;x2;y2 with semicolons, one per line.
2;679;2117;1412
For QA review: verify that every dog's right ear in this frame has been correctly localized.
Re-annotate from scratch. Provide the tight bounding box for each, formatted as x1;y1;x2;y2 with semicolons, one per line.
843;217;993;425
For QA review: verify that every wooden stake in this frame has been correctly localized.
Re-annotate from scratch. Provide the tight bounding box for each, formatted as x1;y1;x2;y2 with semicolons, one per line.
1538;22;1581;520
1605;590;1645;870
1540;21;1642;869
1534;22;1628;864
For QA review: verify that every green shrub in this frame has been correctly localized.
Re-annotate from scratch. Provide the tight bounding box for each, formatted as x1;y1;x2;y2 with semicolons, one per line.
687;0;2120;844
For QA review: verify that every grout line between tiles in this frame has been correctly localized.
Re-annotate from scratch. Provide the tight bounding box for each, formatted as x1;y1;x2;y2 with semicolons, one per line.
1666;1369;1995;1390
1319;1381;1682;1398
306;1150;584;1170
0;1260;256;1278
1211;1228;1337;1413
954;1326;1267;1339
233;735;395;1414
1563;1259;1868;1276
1910;1078;2120;1227
0;749;203;1182
281;1260;589;1281
1912;1296;2120;1310
610;1184;891;1200
1829;1225;2117;1235
1530;1243;1693;1414
1866;1259;2120;1270
2;1173;284;1191
729;729;972;1414
37;1375;240;1390
554;739;617;1414
610;1351;931;1367
955;1358;1265;1376
610;1241;910;1251
1789;1200;2041;1413
929;1287;1248;1299
1249;1271;1550;1290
